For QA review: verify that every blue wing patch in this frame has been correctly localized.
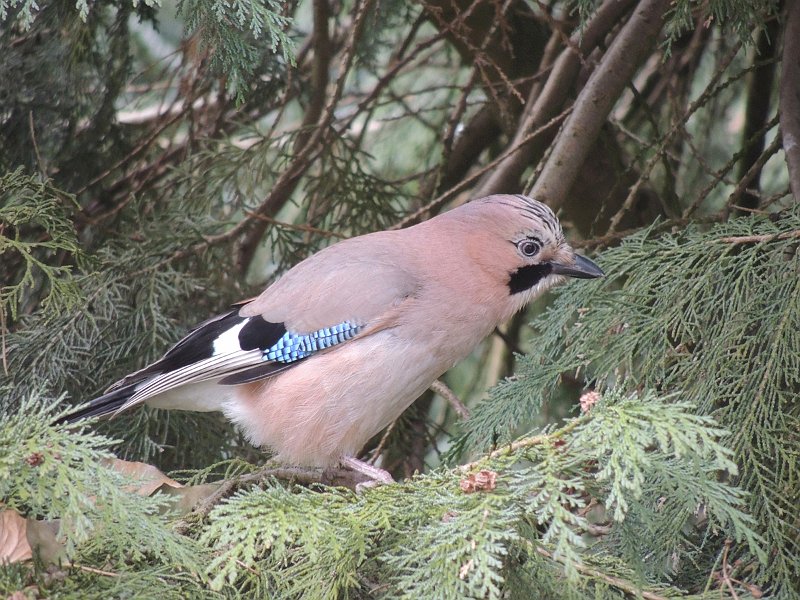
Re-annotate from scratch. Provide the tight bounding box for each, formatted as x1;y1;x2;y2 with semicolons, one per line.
263;321;363;363
218;320;364;386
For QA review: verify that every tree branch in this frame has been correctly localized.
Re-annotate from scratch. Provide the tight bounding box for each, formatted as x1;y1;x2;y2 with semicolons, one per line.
780;0;800;202
534;547;670;600
292;0;331;154
735;18;780;213
531;0;669;210
429;379;471;419
234;0;376;274
476;0;637;197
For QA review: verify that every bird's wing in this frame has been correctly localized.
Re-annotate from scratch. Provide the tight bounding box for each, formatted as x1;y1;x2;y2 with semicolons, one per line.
240;230;420;331
106;232;420;412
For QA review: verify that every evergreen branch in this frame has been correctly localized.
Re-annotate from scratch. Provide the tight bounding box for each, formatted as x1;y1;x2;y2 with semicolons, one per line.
460;416;587;472
179;0;295;102
0;170;84;321
533;547;670;600
714;228;800;244
0;392;206;571
174;464;371;534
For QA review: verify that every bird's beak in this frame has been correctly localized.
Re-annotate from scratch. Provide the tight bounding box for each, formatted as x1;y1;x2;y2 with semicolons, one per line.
550;254;605;279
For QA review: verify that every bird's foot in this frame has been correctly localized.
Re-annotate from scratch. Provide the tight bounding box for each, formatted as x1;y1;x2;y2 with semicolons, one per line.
341;456;394;491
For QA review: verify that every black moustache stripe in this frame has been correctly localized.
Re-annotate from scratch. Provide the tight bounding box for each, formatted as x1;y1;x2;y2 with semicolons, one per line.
507;263;552;295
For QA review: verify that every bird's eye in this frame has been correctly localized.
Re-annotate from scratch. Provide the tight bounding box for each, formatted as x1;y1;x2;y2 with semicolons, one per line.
518;239;540;257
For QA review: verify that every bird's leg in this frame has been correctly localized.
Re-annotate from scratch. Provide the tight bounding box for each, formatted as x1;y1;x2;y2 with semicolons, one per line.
341;456;394;485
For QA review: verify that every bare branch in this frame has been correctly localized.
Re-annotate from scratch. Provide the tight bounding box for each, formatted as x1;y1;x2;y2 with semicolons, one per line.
714;229;800;245
534;547;671;600
780;0;800;202
531;0;670;210
476;0;637;197
429;379;471;419
727;132;784;214
235;0;377;273
392;106;572;229
292;0;331;154
735;18;780;213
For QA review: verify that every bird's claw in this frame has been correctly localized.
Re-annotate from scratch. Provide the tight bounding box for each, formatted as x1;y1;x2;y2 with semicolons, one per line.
341;456;394;490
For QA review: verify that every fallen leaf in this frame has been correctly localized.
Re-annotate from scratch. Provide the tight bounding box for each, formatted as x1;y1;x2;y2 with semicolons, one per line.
26;518;65;564
104;458;182;496
0;510;32;563
156;483;221;516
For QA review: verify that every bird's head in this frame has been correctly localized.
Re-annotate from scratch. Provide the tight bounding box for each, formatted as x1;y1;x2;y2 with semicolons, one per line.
452;194;604;313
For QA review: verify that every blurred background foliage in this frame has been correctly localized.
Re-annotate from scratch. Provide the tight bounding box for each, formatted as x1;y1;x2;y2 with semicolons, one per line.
1;0;798;597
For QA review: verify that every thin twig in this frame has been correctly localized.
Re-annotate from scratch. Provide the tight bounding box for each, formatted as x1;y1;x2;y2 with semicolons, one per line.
459;416;586;472
714;229;800;245
244;211;346;239
338;30;449;134
676;113;779;218
28;111;45;176
392;105;573;229
479;0;637;197
368;420;397;465
236;0;377;273
0;305;8;376
74;564;120;577
726;133;784;214
173;464;368;534
534;547;670;600
532;0;670;211
609;40;744;230
423;0;524;105
76;92;199;197
720;539;741;600
430;379;471;419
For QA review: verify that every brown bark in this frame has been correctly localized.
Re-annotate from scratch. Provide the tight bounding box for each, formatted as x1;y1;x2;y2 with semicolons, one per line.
476;0;638;197
531;0;670;211
418;0;548;103
235;0;375;274
734;16;781;213
780;0;800;203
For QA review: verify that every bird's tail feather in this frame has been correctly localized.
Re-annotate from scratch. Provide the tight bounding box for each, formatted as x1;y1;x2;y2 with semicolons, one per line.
54;385;136;425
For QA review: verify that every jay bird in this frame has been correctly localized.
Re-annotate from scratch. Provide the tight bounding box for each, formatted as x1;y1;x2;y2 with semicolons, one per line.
61;194;603;481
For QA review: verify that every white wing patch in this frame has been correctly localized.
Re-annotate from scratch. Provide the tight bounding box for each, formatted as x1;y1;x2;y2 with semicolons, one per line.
212;318;250;355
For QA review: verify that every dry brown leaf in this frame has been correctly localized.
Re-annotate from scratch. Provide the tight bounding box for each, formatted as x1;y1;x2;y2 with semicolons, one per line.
104;458;182;496
157;483;221;516
0;509;66;567
26;518;65;564
0;509;33;564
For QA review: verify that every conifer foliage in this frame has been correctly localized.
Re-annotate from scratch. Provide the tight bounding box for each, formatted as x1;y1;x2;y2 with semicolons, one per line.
1;0;797;598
